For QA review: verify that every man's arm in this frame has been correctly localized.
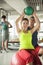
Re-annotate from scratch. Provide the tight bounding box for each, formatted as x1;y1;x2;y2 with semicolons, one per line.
31;12;40;34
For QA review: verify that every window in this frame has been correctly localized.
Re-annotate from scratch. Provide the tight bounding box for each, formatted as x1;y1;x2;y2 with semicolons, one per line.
38;22;43;40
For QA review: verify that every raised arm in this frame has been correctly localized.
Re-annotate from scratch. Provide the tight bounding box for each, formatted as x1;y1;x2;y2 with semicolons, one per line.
16;12;25;33
31;12;40;34
7;22;12;28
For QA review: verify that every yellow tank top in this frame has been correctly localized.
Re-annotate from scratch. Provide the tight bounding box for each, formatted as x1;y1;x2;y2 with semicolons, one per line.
19;31;34;50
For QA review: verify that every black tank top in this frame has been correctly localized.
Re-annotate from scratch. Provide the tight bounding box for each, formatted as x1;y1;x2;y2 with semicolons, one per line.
28;27;38;47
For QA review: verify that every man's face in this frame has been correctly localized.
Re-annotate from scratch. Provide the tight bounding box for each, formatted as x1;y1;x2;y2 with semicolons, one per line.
29;18;35;28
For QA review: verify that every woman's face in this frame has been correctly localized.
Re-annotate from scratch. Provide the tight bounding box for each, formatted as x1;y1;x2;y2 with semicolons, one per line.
21;20;29;31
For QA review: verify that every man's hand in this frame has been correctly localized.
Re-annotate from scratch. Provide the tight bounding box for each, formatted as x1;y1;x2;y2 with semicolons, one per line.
33;12;37;17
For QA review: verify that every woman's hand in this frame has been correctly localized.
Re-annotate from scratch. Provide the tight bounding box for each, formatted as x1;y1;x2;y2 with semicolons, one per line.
20;12;25;19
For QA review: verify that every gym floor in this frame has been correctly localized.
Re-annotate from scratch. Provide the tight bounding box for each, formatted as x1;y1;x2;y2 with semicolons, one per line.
0;49;43;65
0;50;18;65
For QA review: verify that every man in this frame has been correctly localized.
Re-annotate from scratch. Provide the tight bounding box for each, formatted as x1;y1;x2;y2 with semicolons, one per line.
28;16;43;55
28;16;43;65
28;16;38;48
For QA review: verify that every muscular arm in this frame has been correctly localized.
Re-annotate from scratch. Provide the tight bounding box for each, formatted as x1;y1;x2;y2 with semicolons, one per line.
31;13;40;34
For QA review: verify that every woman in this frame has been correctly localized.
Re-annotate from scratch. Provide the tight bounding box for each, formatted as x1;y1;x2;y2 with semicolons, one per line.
16;12;40;65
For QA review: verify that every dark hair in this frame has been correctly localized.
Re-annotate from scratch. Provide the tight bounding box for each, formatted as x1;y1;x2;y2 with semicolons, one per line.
30;16;34;19
22;18;29;22
30;16;35;23
2;15;6;19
